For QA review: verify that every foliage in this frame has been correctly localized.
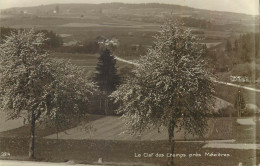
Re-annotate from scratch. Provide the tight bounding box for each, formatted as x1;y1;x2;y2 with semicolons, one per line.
242;104;260;116
94;49;120;93
0;27;63;49
55;41;99;54
231;62;260;78
0;27;17;41
38;30;63;49
225;39;232;53
114;44;147;58
214;105;236;117
231;33;259;63
94;49;120;115
111;21;215;165
44;59;95;135
0;29;94;158
208;33;259;74
182;17;212;29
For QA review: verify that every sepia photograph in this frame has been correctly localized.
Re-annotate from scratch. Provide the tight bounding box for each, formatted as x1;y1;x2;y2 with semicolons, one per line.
0;0;259;165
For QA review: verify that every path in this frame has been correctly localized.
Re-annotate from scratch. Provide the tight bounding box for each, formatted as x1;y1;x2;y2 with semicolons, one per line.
114;56;260;93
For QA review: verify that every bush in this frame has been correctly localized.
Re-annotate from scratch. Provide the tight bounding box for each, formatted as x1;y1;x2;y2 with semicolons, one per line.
231;63;255;77
242;104;260;116
214;105;236;117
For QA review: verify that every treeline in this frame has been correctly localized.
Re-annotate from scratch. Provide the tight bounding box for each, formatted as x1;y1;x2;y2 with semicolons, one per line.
0;27;101;54
182;17;212;29
114;44;147;58
207;33;260;77
112;14;212;29
0;27;63;49
229;33;260;62
55;41;100;54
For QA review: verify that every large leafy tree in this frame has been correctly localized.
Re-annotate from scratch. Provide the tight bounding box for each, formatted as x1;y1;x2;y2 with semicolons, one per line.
111;21;215;165
0;29;94;158
94;49;120;114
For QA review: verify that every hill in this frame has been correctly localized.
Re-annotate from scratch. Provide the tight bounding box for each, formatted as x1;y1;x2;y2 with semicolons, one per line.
1;3;257;26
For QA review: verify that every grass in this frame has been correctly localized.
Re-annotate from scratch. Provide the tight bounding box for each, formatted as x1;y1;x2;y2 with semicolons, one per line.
215;83;260;107
1;117;260;165
51;52;260;110
50;52;99;69
44;117;233;141
0;112;24;133
50;52;131;73
0;114;104;138
0;14;231;47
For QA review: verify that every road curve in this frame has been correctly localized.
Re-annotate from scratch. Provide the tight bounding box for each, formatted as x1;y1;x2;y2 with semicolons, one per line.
114;56;260;93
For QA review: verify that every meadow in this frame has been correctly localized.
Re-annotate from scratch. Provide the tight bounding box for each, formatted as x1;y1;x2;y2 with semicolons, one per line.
0;14;233;46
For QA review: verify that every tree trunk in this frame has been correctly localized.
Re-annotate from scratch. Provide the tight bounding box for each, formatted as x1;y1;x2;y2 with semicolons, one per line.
55;115;59;140
104;97;108;115
168;121;176;166
99;97;102;110
29;111;36;159
56;130;59;140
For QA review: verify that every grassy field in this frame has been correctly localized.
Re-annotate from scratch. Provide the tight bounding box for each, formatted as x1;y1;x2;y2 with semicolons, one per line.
0;112;24;133
1;115;259;143
215;83;260;107
0;114;103;138
1;116;260;165
50;52;133;75
44;116;233;141
0;14;232;46
0;117;260;166
50;52;99;68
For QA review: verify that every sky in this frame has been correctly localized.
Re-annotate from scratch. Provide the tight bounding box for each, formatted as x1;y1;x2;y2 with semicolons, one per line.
0;0;259;15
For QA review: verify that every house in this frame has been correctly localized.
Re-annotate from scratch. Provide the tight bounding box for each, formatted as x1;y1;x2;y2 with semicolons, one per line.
96;36;119;47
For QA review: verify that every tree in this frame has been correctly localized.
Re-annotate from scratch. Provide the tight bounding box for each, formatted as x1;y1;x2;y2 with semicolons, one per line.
110;21;215;165
225;39;232;53
0;29;94;158
38;30;63;49
46;59;94;139
94;49;120;114
234;39;239;51
0;28;63;49
234;90;246;117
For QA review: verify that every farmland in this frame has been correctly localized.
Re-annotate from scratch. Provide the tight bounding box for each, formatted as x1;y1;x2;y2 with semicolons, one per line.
0;3;260;166
1;3;256;47
50;52;130;71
